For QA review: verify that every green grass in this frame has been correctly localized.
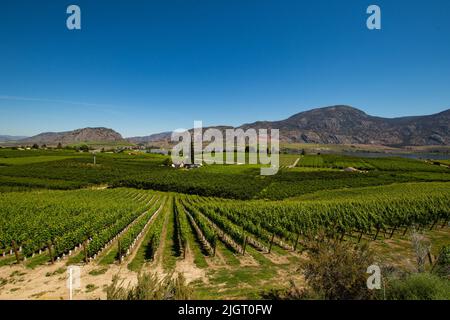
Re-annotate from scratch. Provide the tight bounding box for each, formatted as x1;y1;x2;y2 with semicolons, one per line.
98;248;118;265
66;252;85;265
1;251;63;269
370;227;450;270
0;256;18;267
45;267;66;277
10;270;26;277
85;284;98;293
88;268;108;276
25;253;53;269
0;277;7;287
194;247;284;299
127;243;148;272
216;242;240;267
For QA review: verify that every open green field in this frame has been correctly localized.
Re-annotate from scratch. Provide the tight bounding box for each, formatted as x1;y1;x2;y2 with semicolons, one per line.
0;148;449;299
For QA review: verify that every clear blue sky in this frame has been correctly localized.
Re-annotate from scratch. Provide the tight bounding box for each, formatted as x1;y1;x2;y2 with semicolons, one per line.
1;0;449;137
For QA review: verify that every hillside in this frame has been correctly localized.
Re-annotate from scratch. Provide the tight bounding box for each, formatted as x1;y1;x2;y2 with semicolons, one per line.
128;105;450;146
240;106;450;146
6;106;450;147
18;127;124;146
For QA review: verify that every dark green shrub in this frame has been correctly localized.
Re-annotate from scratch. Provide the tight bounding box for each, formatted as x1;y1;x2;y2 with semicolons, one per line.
384;273;450;300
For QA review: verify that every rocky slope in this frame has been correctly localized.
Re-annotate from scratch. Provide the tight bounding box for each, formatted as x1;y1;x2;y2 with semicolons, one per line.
128;106;450;146
18;127;123;145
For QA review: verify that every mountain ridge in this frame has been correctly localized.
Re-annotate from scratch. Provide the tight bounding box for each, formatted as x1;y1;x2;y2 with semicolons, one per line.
0;135;29;142
128;105;450;146
17;127;124;145
5;106;450;146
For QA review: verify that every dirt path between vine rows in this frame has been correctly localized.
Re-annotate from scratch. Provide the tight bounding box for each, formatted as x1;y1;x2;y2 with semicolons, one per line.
124;198;166;265
143;201;170;278
174;243;207;284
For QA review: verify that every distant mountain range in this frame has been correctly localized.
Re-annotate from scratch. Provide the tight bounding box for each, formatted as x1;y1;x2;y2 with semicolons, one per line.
127;131;173;144
3;106;450;146
128;105;450;146
0;135;29;142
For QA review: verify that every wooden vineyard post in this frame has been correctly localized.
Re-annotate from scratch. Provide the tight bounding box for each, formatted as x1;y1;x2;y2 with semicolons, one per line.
117;239;122;263
339;230;345;242
268;233;275;254
373;226;380;241
429;219;438;230
389;225;397;238
242;236;247;255
83;240;88;263
12;240;21;264
358;230;364;243
402;226;408;236
212;236;217;257
48;241;54;264
293;233;300;251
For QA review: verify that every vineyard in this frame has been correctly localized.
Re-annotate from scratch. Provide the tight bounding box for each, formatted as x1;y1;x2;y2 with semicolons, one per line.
0;148;449;299
1;149;450;200
187;183;450;249
296;154;450;172
2;184;448;264
0;189;163;265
